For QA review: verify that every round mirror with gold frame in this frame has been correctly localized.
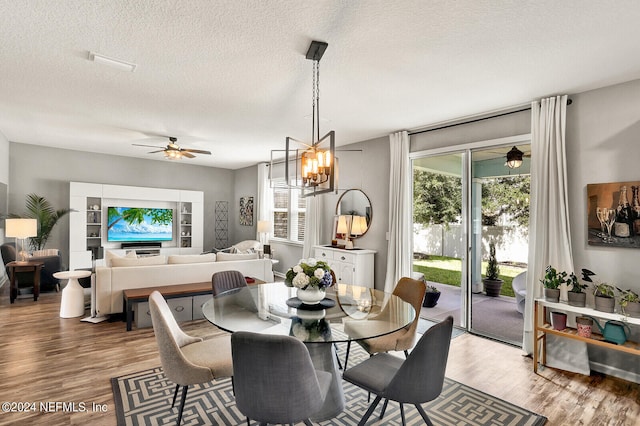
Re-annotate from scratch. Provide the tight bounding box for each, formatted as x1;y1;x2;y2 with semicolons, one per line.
335;189;372;239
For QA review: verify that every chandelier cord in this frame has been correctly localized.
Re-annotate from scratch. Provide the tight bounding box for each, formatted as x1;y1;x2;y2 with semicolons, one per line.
312;59;320;144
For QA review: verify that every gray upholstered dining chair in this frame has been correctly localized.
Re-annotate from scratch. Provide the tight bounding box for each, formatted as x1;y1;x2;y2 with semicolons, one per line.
149;291;233;425
343;277;426;369
342;316;454;426
231;331;332;426
211;270;248;296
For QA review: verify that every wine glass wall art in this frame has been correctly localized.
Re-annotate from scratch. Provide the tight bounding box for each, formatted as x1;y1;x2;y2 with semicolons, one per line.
587;181;640;248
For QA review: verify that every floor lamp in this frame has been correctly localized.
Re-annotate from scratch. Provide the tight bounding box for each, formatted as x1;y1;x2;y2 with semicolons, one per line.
5;218;37;263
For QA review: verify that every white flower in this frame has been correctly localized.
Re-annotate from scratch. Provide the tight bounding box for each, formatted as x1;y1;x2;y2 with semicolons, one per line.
292;272;310;288
293;264;303;273
305;258;318;267
314;268;325;279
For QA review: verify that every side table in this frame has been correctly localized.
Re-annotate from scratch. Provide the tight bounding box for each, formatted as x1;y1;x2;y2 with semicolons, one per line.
7;261;44;303
54;270;92;318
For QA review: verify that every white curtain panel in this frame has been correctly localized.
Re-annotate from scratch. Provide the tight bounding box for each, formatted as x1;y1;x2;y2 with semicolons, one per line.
256;163;273;241
524;96;588;374
302;195;323;259
384;131;412;293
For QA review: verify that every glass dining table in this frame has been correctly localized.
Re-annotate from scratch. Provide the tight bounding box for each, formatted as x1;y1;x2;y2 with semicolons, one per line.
201;282;416;421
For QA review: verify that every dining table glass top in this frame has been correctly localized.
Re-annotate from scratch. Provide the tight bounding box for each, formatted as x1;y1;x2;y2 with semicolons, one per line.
201;282;416;344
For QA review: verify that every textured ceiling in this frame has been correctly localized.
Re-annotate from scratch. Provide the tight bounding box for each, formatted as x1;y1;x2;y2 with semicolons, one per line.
1;1;640;169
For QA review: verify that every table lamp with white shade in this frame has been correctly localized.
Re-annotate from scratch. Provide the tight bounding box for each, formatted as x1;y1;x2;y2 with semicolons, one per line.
5;218;38;263
350;215;368;241
337;215;352;249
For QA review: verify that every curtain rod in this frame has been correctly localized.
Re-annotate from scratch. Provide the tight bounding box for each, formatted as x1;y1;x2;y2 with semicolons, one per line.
409;98;572;136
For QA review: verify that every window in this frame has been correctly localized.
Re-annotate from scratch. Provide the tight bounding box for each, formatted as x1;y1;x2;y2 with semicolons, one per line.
271;180;306;242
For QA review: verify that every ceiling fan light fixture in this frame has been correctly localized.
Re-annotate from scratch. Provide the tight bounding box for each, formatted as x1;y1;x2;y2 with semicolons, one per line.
506;146;524;169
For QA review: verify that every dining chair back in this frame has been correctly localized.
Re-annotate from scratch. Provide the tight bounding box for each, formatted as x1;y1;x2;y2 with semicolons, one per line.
343;276;426;369
149;291;233;425
231;331;331;426
212;270;248;296
343;316;454;426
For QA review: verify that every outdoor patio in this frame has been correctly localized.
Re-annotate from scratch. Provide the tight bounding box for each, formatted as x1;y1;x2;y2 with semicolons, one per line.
419;281;524;345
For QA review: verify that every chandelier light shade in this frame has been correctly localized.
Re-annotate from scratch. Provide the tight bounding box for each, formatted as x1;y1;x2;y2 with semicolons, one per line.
285;40;336;197
506;146;524;169
5;218;38;263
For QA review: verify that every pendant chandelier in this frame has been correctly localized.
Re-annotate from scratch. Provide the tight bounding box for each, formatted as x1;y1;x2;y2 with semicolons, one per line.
285;40;336;197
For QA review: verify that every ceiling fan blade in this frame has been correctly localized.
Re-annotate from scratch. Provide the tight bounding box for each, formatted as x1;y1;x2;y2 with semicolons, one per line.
148;150;166;154
133;143;165;149
181;152;196;158
182;149;211;155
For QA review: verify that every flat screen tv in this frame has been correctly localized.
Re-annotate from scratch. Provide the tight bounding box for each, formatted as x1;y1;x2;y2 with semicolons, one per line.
107;207;173;242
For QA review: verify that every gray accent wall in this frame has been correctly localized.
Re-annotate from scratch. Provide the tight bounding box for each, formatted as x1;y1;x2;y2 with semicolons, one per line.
7;143;236;265
233;165;259;243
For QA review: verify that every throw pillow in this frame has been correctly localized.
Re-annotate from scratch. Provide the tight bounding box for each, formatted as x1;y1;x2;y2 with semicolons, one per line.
111;255;167;267
105;250;137;267
216;252;259;262
167;253;216;264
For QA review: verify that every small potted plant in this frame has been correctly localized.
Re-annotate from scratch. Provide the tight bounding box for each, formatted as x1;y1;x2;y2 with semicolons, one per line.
567;271;588;307
593;282;617;313
422;285;441;308
619;288;640;318
540;265;564;303
483;242;503;297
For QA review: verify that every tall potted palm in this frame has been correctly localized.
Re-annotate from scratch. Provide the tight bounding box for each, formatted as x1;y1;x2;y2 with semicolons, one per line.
12;194;73;250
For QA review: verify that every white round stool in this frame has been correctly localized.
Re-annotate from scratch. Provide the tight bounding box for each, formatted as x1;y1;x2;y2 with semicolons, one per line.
54;270;92;318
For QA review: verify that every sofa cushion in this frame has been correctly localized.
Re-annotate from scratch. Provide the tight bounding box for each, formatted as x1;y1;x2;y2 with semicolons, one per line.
105;250;137;267
111;255;167;267
216;252;259;261
168;253;216;264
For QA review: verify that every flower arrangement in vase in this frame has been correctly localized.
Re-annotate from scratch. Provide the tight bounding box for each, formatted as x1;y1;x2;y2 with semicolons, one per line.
285;258;334;304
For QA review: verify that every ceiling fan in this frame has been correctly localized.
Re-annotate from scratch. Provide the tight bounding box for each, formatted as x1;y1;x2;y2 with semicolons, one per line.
133;137;211;160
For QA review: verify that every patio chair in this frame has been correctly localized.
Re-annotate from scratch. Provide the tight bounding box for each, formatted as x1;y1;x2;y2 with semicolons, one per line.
512;271;527;314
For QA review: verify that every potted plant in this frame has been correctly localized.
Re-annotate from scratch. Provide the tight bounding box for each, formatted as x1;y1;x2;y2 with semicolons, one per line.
619;288;640;318
9;193;73;250
540;265;565;303
567;271;588;307
483;242;503;297
422;285;441;308
593;282;617;313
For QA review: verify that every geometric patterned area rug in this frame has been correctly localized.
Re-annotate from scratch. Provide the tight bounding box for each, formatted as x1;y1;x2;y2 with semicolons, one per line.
112;345;546;425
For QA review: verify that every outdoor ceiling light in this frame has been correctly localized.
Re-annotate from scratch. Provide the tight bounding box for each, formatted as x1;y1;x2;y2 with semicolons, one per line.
506;146;524;169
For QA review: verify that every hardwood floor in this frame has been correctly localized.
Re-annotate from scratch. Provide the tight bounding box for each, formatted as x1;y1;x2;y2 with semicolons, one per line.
0;283;638;425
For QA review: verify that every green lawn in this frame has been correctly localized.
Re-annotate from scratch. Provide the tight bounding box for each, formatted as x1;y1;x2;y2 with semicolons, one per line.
413;255;526;298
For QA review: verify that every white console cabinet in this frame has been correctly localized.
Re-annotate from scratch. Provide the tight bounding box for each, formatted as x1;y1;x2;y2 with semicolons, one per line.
69;182;204;270
313;245;376;288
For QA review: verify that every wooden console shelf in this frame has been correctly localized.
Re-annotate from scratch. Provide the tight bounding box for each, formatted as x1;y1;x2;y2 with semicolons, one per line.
533;299;640;373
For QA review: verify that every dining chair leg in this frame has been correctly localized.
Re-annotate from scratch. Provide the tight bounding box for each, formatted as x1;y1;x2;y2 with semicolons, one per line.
415;404;435;426
358;395;382;426
303;420;313;426
343;341;351;370
334;343;343;369
246;417;250;426
176;385;189;426
379;398;389;419
404;349;409;358
171;384;180;408
399;403;406;426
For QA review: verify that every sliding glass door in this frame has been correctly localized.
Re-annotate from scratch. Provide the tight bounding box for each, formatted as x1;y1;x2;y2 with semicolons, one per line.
413;141;530;344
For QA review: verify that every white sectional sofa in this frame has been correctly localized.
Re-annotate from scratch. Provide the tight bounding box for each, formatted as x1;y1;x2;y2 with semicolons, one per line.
95;252;274;316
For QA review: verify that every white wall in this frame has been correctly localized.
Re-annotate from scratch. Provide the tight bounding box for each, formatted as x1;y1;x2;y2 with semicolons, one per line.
0;131;8;284
567;78;640;290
